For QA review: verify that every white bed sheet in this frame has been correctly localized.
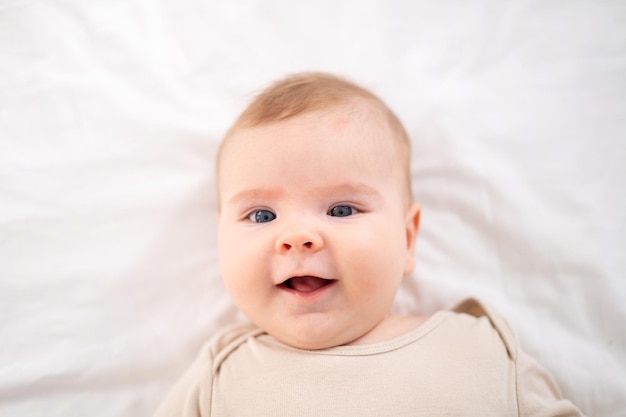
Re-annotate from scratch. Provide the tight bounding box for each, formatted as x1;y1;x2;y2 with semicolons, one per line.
1;1;624;416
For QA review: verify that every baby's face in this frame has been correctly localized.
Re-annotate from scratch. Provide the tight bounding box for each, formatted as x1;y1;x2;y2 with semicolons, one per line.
217;107;419;349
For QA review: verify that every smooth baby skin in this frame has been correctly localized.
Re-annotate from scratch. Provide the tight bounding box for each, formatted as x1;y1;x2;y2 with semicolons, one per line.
217;103;421;350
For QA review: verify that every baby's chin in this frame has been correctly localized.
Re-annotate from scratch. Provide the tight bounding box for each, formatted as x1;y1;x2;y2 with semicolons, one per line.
265;324;373;350
264;313;424;349
272;334;348;351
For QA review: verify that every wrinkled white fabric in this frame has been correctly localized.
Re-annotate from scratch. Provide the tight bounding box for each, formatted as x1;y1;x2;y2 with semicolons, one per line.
1;1;623;416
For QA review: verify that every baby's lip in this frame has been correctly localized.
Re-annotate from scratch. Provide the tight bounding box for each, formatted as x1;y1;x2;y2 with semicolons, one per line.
278;276;336;293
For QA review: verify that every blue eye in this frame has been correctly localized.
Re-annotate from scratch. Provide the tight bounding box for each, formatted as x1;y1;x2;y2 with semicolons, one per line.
249;209;276;223
328;205;356;217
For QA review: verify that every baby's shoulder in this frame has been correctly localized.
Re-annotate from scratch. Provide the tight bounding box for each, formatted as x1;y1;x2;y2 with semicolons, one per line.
197;322;263;369
433;298;518;361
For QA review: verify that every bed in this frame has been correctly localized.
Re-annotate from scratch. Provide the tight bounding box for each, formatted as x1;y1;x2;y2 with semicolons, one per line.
1;1;624;416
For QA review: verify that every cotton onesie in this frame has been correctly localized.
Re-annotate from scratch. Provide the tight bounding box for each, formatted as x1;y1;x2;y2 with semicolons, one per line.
153;299;582;416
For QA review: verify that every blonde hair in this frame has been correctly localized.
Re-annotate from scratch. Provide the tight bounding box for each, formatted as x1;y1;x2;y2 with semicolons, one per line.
217;72;413;202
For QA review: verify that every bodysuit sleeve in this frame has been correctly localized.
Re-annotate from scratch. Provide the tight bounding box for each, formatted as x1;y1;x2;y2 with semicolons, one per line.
454;299;584;417
515;348;583;417
151;342;214;417
151;323;261;417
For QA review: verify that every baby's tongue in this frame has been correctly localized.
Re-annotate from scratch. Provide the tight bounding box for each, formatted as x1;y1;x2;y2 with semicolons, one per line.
288;276;329;292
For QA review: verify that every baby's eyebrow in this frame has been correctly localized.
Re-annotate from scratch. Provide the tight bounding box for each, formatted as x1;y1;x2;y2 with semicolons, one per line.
322;182;381;198
225;188;284;206
225;182;381;206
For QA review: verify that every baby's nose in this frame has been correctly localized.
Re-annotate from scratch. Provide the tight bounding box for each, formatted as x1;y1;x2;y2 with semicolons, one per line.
275;230;323;254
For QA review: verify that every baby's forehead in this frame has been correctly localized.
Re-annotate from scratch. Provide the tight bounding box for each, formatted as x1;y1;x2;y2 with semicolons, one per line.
219;98;410;176
226;115;389;166
310;98;390;128
217;103;412;203
224;100;396;149
218;91;412;203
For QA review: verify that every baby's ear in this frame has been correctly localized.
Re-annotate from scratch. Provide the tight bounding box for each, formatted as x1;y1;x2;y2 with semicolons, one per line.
403;203;421;275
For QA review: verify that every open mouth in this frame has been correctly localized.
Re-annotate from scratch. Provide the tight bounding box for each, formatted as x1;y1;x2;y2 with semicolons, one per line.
279;276;336;294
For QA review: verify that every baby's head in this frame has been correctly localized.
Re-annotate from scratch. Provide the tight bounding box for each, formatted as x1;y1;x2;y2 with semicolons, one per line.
216;72;420;349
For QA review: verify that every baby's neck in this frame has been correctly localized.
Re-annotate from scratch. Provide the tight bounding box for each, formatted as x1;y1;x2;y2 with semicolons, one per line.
347;313;428;346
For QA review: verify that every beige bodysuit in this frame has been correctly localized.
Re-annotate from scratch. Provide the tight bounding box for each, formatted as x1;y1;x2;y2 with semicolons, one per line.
153;299;582;417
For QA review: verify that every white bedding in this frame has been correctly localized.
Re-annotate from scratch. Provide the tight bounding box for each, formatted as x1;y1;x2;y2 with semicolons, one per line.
1;1;624;416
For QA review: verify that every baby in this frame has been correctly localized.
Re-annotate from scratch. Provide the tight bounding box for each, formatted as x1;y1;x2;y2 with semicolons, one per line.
154;72;582;416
